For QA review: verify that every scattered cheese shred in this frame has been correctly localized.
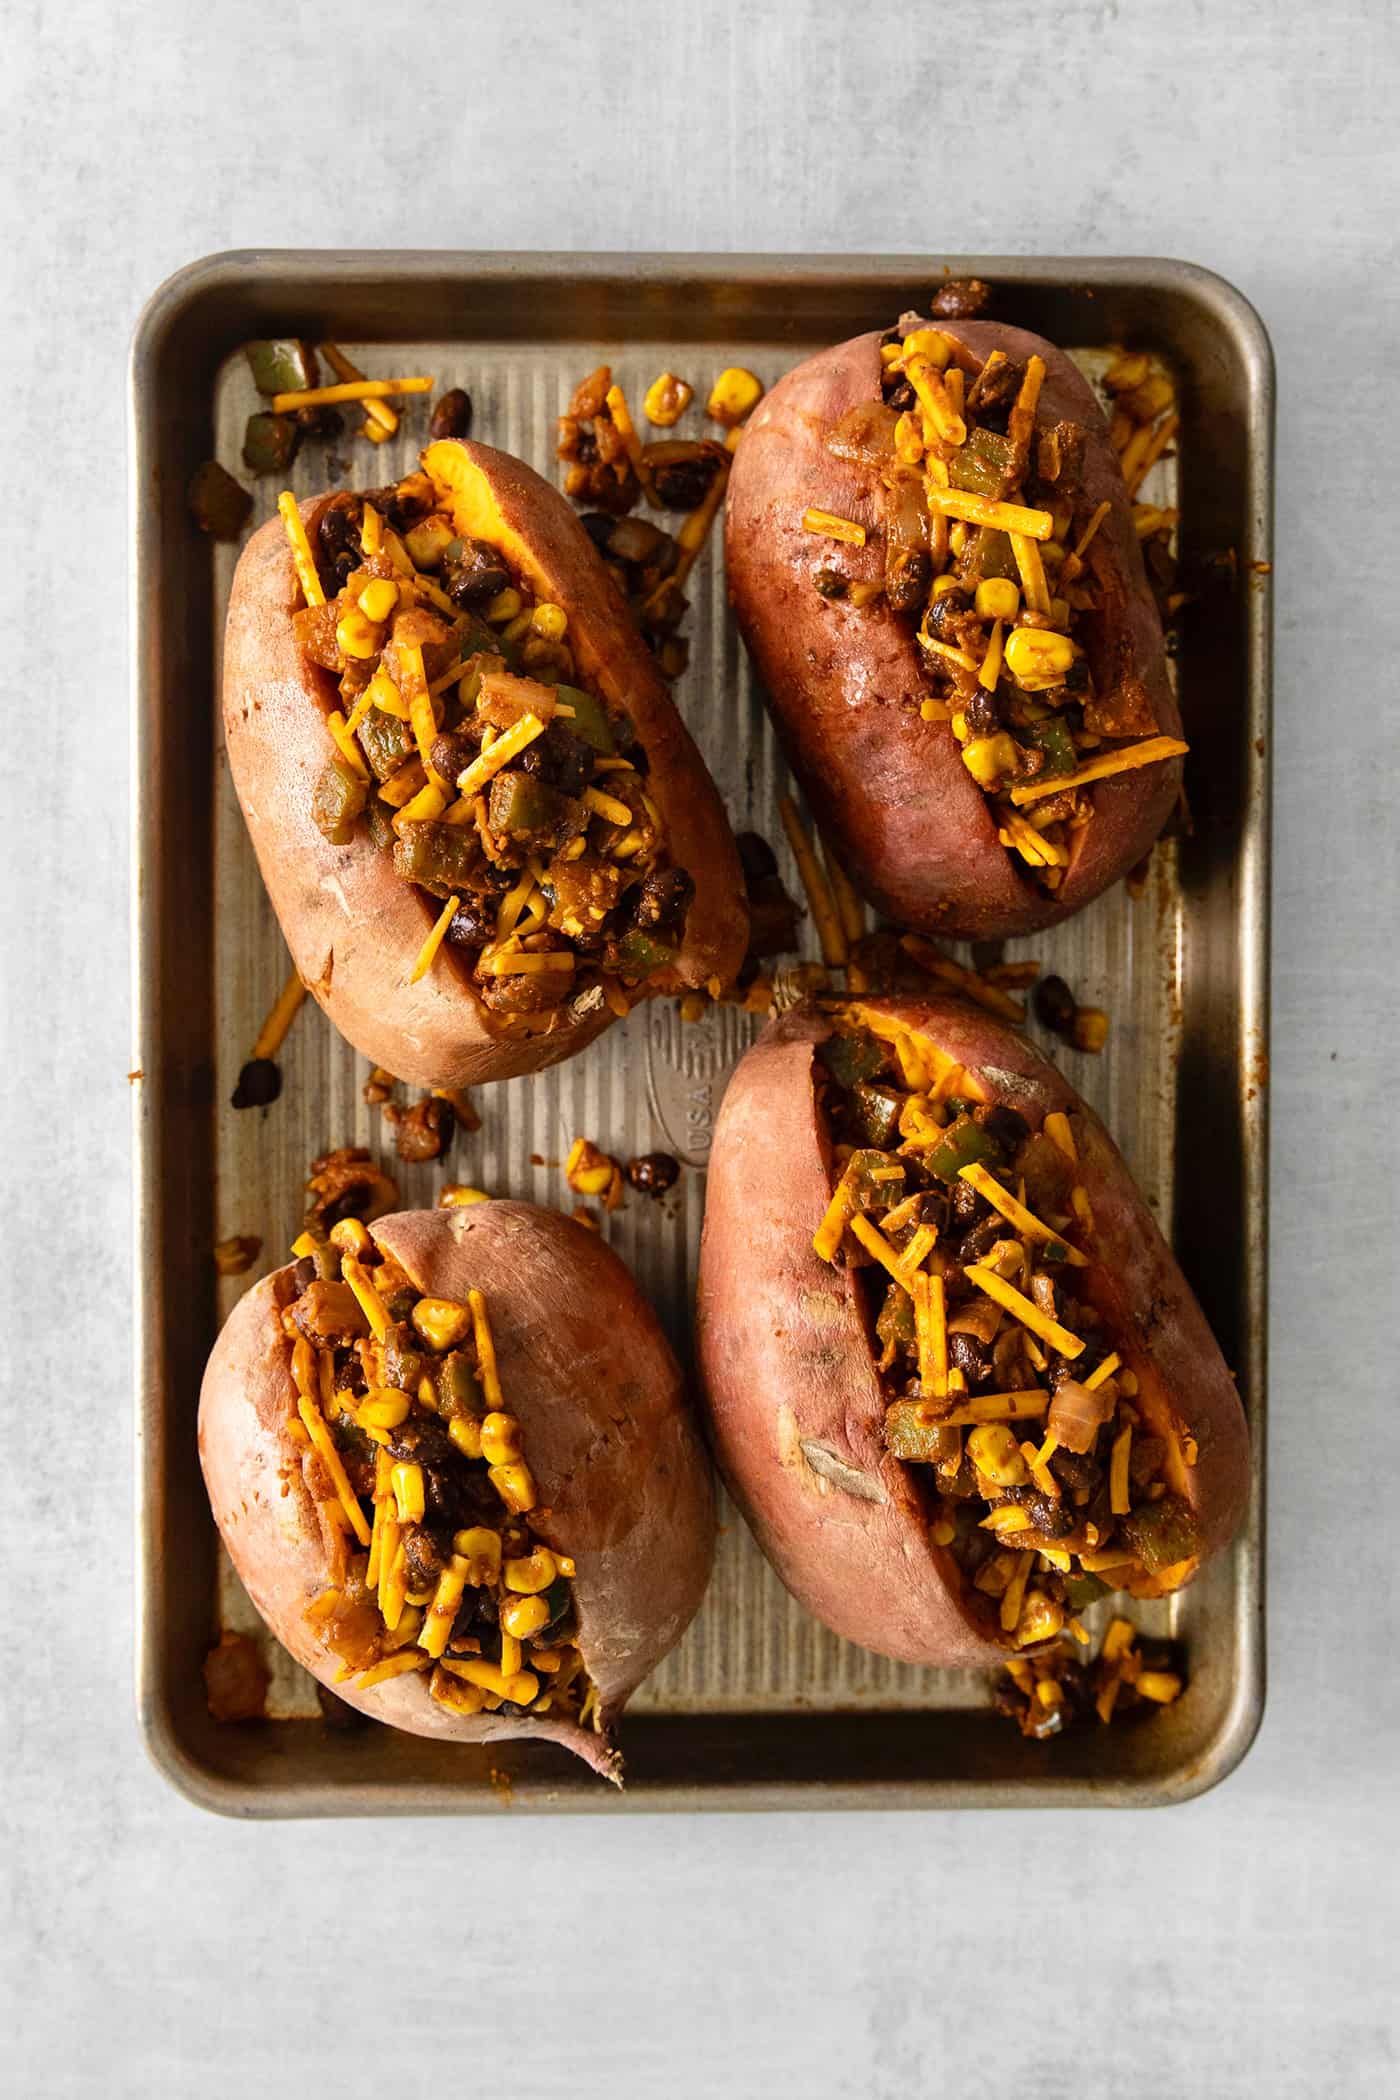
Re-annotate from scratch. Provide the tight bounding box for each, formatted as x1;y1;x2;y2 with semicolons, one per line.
1000;1550;1035;1633
930;489;1054;540
914;1272;948;1397
252;969;306;1061
849;1213;913;1291
778;796;848;966
1011;533;1052;615
1009;735;1189;807
270;375;433;414
355;1651;430;1690
325;709;370;781
978;619;1005;692
455;713;546;797
964;1263;1086;1357
342;1256;389;1341
1084;1351;1122;1391
801;506;867;547
360;501;383;555
940;1390;1048;1427
322;344;400;438
409;893;460;984
1109;1423;1133;1514
297;1395;372;1546
957;1162;1088;1266
582;785;635;827
468;1289;504;1412
1043;1110;1077;1162
277;491;325;607
813;1176;856;1262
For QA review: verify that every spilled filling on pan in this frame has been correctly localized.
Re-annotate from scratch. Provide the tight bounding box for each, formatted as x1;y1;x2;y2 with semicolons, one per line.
281;1215;592;1724
808;322;1187;892
810;1007;1201;1649
279;469;694;1032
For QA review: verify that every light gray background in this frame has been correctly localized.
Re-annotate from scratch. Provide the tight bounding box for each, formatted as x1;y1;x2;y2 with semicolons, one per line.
5;1;1397;2093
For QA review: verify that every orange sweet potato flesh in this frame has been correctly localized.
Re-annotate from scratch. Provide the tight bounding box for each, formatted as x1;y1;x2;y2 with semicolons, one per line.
222;440;747;1087
695;996;1248;1667
724;321;1183;938
198;1201;716;1779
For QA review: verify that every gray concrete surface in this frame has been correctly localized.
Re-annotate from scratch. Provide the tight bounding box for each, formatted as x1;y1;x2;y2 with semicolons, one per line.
4;1;1397;2093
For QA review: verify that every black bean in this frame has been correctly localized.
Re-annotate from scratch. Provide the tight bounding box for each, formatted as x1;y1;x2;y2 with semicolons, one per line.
232;1058;281;1110
579;512;616;551
736;831;778;882
814;567;848;600
962;686;1004;737
930;278;991;319
975;1104;1029;1152
627;1151;680;1197
1034;974;1077;1037
957;1213;1006;1265
949;1332;991;1388
443;539;511;608
631;865;694;935
886;548;932;615
428;388;473;442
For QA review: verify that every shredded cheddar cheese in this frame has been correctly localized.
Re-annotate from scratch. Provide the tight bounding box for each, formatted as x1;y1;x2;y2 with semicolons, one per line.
929;488;1054;540
277;491;325;607
408;893;460;984
957;1162;1087;1266
1009;736;1189;808
964;1263;1086;1357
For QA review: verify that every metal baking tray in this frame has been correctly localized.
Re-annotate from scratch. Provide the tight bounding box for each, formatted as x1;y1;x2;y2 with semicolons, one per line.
131;252;1271;1814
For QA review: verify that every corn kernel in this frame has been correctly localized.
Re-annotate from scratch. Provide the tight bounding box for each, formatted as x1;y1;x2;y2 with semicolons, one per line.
643;371;693;426
932;573;962;599
503;1547;557;1595
365;667;407;717
531;601;568;643
328;1217;372;1256
901;328;953;368
485;587;521;625
975;577;1020;622
948;522;969;558
447;1415;483;1459
336;609;381;660
1105;350;1151;393
1072;1006;1110;1054
960;733;1017;788
391;1461;425;1524
360;1389;411;1430
452;1527;501;1582
480;1411;523;1466
411;1296;472;1352
356;577;399;623
439;1185;490;1208
967;1424;1029;1486
489;1460;537;1514
1004;627;1076;681
500;1593;551;1639
1013;1591;1065;1647
706;366;764;427
1135;1670;1183;1704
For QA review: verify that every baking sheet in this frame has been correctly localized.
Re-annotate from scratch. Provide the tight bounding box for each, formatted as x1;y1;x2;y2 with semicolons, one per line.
133;253;1271;1810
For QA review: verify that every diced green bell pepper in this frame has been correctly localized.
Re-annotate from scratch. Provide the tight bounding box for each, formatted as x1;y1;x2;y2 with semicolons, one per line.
311;757;368;845
242;412;301;476
924;1113;1000;1183
553;685;616;754
187;460;252;539
243;339;319;396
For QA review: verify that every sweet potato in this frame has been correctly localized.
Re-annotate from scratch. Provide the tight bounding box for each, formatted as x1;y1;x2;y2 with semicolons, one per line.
695;996;1247;1667
223;441;746;1087
724;319;1183;937
199;1201;715;1778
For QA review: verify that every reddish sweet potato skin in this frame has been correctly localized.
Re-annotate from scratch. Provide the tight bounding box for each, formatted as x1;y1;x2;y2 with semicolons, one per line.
222;443;746;1088
199;1202;715;1776
695;997;1248;1667
724;321;1183;938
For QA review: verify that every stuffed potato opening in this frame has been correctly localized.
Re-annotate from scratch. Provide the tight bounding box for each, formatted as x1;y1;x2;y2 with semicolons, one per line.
278;1217;594;1726
807;320;1187;897
811;1005;1202;1648
282;456;697;1034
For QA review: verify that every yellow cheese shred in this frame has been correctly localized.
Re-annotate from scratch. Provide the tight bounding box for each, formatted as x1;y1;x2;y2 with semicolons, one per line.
957;1162;1088;1266
930;489;1054;540
296;1395;372;1547
964;1263;1086;1357
1010;736;1189;808
409;893;460;984
468;1289;504;1413
277;490;325;607
455;713;546;798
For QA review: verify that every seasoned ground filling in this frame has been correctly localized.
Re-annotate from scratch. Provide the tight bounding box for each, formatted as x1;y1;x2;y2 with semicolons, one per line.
811;1009;1201;1649
811;321;1187;892
283;1216;590;1723
282;470;694;1027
